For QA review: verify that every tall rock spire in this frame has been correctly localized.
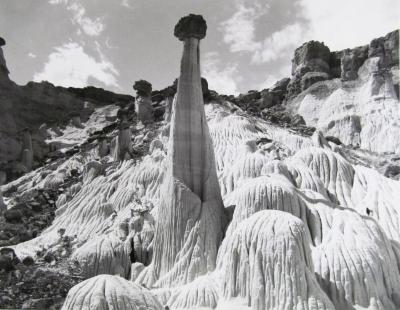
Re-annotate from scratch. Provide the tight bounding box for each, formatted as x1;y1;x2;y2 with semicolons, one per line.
138;14;225;288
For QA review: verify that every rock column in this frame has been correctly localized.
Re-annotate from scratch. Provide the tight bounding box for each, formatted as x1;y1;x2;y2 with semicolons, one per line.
97;136;109;158
113;122;132;161
71;112;83;128
139;14;225;288
133;80;154;124
0;170;6;215
21;128;33;172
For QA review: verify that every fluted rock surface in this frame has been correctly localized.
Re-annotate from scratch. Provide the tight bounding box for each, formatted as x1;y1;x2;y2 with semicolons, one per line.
220;210;335;310
62;275;163;310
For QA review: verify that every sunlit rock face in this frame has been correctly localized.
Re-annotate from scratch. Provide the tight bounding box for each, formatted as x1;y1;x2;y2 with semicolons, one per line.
137;14;225;288
287;30;400;153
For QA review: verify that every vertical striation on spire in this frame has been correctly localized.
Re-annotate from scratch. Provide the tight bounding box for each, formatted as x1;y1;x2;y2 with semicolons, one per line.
137;14;225;288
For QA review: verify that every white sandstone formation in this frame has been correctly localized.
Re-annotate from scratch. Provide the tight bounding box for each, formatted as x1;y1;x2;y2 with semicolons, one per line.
62;274;163;310
163;96;174;122
219;210;335;310
3;24;400;310
137;14;225;288
288;56;400;153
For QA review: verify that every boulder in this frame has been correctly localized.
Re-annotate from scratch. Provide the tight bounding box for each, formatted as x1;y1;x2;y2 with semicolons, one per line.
292;40;331;74
174;14;207;41
287;41;331;98
133;80;152;97
291;114;306;126
384;164;400;179
4;208;23;223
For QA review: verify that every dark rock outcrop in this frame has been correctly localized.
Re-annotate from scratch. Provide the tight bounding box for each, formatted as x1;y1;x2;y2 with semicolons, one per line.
133;80;152;97
285;30;399;100
0;37;10;80
174;14;207;41
0;42;133;170
287;41;331;98
338;46;369;81
261;78;290;108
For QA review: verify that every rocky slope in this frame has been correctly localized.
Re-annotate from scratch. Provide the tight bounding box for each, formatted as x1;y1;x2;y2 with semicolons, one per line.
0;19;400;310
0;38;134;181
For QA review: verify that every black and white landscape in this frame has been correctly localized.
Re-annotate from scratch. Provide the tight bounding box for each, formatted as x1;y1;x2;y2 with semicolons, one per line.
0;1;400;309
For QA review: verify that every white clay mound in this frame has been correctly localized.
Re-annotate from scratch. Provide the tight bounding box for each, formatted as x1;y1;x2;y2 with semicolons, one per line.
219;210;335;310
5;100;400;309
61;274;163;310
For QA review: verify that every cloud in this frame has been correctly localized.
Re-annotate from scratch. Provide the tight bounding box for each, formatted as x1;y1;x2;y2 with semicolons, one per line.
252;23;309;64
49;0;105;36
202;52;240;95
121;0;133;8
220;1;309;64
28;52;37;59
34;42;119;88
301;0;400;50
220;3;265;53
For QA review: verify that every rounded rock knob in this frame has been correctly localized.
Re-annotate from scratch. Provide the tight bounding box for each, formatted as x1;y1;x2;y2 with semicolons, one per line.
174;14;207;41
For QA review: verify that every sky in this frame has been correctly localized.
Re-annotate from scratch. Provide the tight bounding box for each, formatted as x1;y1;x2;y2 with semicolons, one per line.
0;0;399;96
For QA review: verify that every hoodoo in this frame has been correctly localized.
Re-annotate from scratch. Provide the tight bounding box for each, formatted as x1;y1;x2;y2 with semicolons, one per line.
114;121;132;161
138;14;225;287
133;79;154;124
